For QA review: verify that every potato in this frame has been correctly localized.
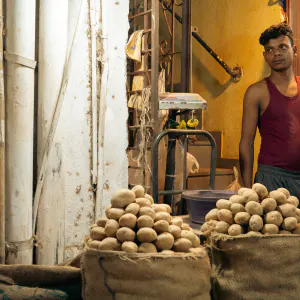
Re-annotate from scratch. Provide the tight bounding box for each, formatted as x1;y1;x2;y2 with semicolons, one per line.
104;219;119;237
154;220;169;233
261;198;277;213
181;224;193;231
136;198;152;208
161;250;175;255
249;215;263;231
279;230;293;235
119;213;137;229
105;205;111;217
168;225;181;238
277;188;290;198
216;199;231;210
265;211;283;226
205;208;219;221
98;237;121;251
229;195;245;205
246;231;263;236
296;209;300;222
234;212;251;225
269;191;287;205
137;215;154;228
171;217;183;227
144;193;154;204
238;188;251;196
116;227;136;242
152;204;168;213
91;227;106;241
132;185;145;198
139;207;155;219
201;220;218;232
173;238;192;252
181;230;196;243
282;217;297;231
277;204;296;218
125;203;140;215
155;212;172;224
160;204;172;214
121;241;138;253
218;209;233;224
106;208;125;220
111;189;135;208
89;240;102;249
138;243;157;253
86;238;93;245
262;224;279;235
292;224;300;234
215;221;230;234
89;224;98;230
192;236;201;247
155;233;175;250
245;201;263;216
137;228;157;243
252;183;268;199
287;196;300;208
96;217;108;227
243;190;259;203
228;224;243;236
230;203;246;214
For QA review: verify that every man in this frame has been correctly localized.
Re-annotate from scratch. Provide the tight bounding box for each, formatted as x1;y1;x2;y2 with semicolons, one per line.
239;23;300;198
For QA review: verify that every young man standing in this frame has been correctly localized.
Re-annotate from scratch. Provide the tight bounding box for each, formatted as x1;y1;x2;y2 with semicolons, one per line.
239;23;300;198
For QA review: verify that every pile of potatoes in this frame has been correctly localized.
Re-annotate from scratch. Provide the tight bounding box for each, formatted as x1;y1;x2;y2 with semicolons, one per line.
86;185;203;254
201;183;300;237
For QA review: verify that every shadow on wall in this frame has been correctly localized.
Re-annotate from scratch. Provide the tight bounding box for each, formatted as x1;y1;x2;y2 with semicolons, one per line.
192;51;234;99
268;0;284;7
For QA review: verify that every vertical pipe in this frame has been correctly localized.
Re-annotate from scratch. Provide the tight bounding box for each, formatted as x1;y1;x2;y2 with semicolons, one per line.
180;0;191;92
5;0;36;264
150;0;160;196
171;0;175;92
0;0;5;264
151;0;159;137
36;0;68;265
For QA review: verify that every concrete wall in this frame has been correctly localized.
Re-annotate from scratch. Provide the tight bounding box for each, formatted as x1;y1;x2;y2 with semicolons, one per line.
191;0;282;173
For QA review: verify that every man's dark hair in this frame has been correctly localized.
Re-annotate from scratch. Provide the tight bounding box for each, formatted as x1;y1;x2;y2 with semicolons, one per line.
259;22;294;46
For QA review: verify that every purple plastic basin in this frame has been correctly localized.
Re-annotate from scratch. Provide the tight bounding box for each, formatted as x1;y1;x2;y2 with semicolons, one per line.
182;190;238;224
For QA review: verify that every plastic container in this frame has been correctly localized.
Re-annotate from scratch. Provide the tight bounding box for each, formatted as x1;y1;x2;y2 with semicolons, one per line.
182;190;237;224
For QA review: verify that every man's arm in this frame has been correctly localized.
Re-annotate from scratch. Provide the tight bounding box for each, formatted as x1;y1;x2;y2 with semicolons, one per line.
239;85;260;188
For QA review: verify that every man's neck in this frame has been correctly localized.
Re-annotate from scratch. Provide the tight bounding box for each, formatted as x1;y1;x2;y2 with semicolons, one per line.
269;68;295;85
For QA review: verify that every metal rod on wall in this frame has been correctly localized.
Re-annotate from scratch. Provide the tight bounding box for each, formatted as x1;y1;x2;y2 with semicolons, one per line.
159;0;242;81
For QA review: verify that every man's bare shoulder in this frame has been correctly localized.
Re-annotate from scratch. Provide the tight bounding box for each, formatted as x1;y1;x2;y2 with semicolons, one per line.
244;79;268;102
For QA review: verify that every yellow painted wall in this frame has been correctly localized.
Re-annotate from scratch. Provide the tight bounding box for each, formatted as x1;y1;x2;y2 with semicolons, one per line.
190;0;282;173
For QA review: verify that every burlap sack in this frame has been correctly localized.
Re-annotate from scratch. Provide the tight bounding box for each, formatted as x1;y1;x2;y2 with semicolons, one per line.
0;264;81;299
81;249;211;300
211;234;300;300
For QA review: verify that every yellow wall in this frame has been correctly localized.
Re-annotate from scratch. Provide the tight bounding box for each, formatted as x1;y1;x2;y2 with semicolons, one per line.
191;0;282;173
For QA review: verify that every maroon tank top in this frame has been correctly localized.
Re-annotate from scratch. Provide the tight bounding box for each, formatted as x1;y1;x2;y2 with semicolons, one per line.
258;76;300;171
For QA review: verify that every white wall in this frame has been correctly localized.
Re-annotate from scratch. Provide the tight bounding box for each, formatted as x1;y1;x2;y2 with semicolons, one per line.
96;0;129;218
4;0;129;264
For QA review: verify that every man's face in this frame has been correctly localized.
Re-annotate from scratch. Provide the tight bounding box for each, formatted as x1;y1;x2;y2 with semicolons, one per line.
263;35;297;72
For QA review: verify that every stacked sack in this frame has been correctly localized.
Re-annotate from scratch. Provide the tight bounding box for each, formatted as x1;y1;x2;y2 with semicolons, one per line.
201;183;300;236
86;185;203;254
